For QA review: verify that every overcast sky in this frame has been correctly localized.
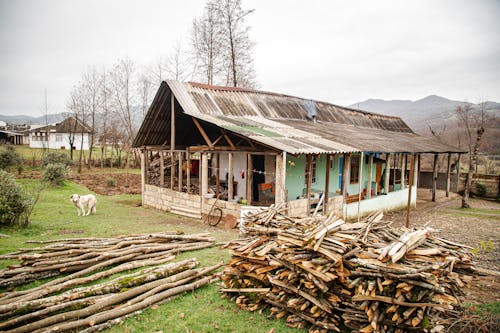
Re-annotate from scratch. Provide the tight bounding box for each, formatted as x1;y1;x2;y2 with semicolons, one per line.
1;0;499;116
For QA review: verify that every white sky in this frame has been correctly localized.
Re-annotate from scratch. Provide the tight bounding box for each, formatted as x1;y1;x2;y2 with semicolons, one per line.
0;0;499;116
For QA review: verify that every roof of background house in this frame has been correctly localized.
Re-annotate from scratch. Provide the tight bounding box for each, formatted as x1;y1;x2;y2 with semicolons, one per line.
133;81;464;154
30;117;91;134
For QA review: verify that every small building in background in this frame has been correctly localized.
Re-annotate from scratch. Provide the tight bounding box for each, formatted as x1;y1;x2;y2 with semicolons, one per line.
29;117;91;150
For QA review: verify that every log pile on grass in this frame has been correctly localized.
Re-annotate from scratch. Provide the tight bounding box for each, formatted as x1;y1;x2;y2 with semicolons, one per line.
222;206;481;333
0;232;220;332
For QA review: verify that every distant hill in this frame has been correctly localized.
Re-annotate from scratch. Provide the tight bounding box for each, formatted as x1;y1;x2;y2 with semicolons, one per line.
0;112;70;125
349;95;500;154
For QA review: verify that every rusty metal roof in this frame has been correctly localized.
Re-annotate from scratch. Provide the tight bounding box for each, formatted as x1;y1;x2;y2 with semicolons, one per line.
133;81;464;154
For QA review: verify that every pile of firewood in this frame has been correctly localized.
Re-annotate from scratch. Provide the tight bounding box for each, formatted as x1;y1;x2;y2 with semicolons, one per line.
0;232;220;332
222;206;477;333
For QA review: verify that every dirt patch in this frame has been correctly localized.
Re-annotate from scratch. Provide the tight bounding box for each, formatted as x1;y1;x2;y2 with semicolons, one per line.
69;173;141;195
383;189;500;304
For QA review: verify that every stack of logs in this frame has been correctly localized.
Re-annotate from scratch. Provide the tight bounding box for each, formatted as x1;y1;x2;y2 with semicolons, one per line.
222;205;476;333
0;232;220;332
147;153;199;193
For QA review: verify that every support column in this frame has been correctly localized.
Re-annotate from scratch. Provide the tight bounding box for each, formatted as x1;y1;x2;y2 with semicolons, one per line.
159;151;164;187
324;154;331;213
246;153;252;205
275;152;286;205
186;151;191;193
400;154;405;189
446;153;451;197
178;152;183;191
342;154;351;220
306;155;313;215
215;153;220;197
228;152;234;201
141;149;146;204
413;153;419;185
432;153;438;202
384;153;391;194
201;153;208;196
456;153;461;192
357;153;364;222
170;93;175;191
417;154;421;187
406;154;415;228
366;153;373;199
170;152;174;190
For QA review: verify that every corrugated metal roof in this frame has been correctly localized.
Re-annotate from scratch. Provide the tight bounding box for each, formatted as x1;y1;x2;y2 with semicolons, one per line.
133;81;464;154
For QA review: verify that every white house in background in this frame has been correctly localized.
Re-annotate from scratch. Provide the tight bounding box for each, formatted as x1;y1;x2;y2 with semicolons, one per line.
29;117;91;150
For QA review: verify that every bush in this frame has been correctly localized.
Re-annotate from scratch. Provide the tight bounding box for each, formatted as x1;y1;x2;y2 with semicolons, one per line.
42;152;72;167
0;146;23;171
106;178;116;187
42;163;69;185
476;183;488;197
0;170;31;226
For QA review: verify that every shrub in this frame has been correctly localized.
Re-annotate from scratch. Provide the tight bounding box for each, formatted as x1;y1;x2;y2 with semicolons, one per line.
42;152;72;167
0;170;31;226
476;183;488;197
0;146;23;171
42;163;69;185
106;178;116;187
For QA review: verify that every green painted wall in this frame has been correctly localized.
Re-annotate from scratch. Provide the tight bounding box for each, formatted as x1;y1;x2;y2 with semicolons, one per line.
285;154;306;200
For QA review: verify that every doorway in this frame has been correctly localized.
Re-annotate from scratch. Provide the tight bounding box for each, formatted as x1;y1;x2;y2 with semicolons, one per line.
251;155;265;203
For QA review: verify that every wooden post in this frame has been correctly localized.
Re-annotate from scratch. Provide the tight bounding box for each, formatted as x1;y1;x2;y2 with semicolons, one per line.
140;149;146;205
144;148;149;186
159;151;164;187
400;154;406;189
178;152;183;191
385;153;391;194
170;152;174;190
228;152;234;201
215;153;220;197
324;154;331;214
413;153;419;185
275;152;286;205
446;153;451;197
246;153;252;205
392;154;397;190
170;94;175;151
432;153;438;202
456;153;461;192
306;155;313;215
186;151;191;193
342;154;351;220
357;153;364;222
201;153;208;196
417;154;421;187
366;153;373;199
406;154;415;227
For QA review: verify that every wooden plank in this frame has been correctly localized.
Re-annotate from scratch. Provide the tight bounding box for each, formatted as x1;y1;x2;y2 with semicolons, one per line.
140;149;145;204
201;153;208;196
406;154;415;228
306;155;313;215
275;152;285;205
357;153;364;222
446;153;451;197
228;152;234;201
215;153;220;197
170;151;174;191
385;153;391;194
170;94;175;151
186;151;191;193
400;154;405;189
191;117;213;147
178;152;183;191
432;153;438;202
222;131;236;149
324;154;331;213
246;153;252;204
456;153;461;192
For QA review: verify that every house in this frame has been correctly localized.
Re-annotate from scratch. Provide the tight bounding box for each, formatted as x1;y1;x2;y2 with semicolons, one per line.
133;81;463;221
29;117;91;150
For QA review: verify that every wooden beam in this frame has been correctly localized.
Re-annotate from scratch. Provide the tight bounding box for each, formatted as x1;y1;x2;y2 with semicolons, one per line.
432;153;438;202
417;154;421;188
366;154;373;199
275;152;286;205
186;151;191;193
246;153;252;205
306;155;313;215
324;154;331;214
228;152;234;201
191;117;213;147
400;154;406;189
178;152;183;191
201;153;208;196
222;131;236;149
170;94;175;151
392;154;397;190
144;148;149;187
170;152;174;190
342;154;351;220
141;149;146;205
159;151;164;187
357;153;364;222
384;153;391;194
215;153;220;197
212;135;224;146
455;153;461;192
406;154;415;228
446;153;451;197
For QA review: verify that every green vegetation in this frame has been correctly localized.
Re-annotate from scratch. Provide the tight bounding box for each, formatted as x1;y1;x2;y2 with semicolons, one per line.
42;151;73;167
42;163;69;185
0;145;23;171
0;171;32;226
0;179;303;332
464;302;500;315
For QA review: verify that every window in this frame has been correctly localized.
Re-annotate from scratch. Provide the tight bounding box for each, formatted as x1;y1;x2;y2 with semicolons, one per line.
56;134;62;142
350;155;359;183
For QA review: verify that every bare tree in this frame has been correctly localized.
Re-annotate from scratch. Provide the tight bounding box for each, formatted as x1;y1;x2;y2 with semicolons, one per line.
137;71;152;118
99;69;112;168
81;68;102;168
216;0;256;87
192;1;224;85
67;83;87;173
455;102;488;208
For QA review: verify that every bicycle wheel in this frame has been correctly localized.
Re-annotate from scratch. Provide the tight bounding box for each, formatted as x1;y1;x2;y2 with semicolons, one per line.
207;207;223;226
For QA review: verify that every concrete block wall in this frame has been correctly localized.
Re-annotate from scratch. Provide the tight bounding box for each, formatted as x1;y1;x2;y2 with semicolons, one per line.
144;185;201;213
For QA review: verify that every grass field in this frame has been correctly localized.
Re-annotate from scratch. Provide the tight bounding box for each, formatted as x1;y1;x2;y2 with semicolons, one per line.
0;179;305;333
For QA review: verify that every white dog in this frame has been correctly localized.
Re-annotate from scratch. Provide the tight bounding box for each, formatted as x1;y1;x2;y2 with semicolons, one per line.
70;194;97;216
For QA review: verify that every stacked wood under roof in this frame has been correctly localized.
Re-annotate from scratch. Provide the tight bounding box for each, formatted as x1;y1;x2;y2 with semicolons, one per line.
222;205;478;332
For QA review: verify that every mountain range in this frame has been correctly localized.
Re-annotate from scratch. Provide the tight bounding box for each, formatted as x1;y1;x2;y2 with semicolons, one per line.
0;113;70;125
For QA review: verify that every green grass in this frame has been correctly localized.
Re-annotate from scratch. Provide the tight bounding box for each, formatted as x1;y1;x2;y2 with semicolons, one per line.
0;179;306;333
464;302;500;315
